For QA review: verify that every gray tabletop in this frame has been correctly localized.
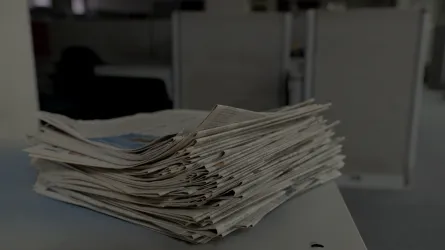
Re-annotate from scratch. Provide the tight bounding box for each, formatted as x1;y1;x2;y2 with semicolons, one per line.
0;148;366;250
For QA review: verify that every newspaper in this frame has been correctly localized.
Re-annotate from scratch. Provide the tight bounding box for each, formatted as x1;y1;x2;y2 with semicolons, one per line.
27;100;344;244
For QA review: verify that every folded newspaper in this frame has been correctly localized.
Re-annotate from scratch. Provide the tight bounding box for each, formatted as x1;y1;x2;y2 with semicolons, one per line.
25;99;345;244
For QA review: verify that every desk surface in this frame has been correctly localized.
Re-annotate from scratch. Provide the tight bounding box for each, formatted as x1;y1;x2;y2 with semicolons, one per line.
0;148;366;250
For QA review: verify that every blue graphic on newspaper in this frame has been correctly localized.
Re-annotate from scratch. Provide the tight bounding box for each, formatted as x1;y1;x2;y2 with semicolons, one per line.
89;133;158;149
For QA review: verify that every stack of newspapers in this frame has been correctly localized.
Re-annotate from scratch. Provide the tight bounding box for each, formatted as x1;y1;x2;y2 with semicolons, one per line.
25;99;345;244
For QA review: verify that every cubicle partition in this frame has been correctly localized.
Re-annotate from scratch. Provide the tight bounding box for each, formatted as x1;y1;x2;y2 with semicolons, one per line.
306;9;429;188
173;12;291;111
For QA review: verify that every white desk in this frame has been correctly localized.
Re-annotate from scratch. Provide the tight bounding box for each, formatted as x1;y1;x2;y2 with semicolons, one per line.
0;147;366;250
95;65;173;99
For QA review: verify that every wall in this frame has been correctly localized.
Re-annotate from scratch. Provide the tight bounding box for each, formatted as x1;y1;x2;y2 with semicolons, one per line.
0;0;39;144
